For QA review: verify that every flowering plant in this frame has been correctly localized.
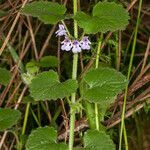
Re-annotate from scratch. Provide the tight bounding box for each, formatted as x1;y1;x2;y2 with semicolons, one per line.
14;1;130;150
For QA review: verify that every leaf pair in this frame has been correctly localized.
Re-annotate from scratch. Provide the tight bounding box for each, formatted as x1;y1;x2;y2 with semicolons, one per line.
21;1;130;33
26;127;115;150
29;67;127;104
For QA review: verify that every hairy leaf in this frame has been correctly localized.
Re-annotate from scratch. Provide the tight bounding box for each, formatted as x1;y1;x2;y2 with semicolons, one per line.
0;67;11;86
0;108;21;131
84;130;115;150
29;71;78;101
74;2;129;33
82;67;127;105
26;126;67;150
21;1;66;24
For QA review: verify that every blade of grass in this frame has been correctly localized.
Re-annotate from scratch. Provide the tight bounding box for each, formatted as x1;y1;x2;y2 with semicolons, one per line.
119;0;143;149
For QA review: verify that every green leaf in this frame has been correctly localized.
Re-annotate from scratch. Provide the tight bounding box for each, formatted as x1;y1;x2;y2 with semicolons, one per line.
39;56;58;68
26;61;39;74
74;2;129;33
82;67;127;105
21;1;66;24
0;108;21;131
74;12;99;34
0;67;11;86
84;130;115;150
93;2;129;32
26;126;68;150
29;71;78;101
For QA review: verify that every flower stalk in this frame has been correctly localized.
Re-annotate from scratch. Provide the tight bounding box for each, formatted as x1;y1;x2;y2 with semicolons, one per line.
95;33;103;131
68;0;78;149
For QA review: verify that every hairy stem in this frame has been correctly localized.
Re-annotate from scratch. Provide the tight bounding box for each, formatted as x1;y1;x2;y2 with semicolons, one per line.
95;33;103;130
69;0;78;149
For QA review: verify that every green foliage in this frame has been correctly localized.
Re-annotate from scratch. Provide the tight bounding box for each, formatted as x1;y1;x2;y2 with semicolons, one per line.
29;70;78;101
82;67;127;105
0;67;11;86
26;126;68;150
21;73;34;85
84;130;115;150
39;56;58;68
0;108;21;131
26;61;39;74
74;2;129;33
21;1;66;24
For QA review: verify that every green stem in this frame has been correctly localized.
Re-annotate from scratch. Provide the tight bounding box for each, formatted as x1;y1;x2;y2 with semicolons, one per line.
95;33;103;130
22;103;30;135
61;20;72;37
69;0;78;149
95;35;102;68
30;108;41;127
119;0;142;149
95;103;99;130
19;102;30;149
123;125;128;150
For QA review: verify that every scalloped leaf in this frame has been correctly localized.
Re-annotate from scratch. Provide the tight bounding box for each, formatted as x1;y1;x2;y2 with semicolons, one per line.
82;67;127;105
21;1;66;24
0;108;21;131
29;70;78;101
74;2;129;33
84;130;115;150
0;67;11;86
26;126;68;150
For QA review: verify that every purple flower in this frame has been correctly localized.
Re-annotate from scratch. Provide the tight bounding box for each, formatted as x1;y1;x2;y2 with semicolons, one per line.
61;37;72;51
72;40;81;53
80;36;91;50
55;24;67;37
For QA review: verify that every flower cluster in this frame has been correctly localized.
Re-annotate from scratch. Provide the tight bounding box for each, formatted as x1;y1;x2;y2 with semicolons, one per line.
55;24;91;53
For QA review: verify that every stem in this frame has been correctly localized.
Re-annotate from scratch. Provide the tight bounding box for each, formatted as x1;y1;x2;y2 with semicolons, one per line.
119;0;142;149
95;35;102;68
69;0;78;149
30;108;41;127
123;126;128;150
61;20;71;37
95;103;99;130
95;33;103;130
22;103;30;135
20;102;30;149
